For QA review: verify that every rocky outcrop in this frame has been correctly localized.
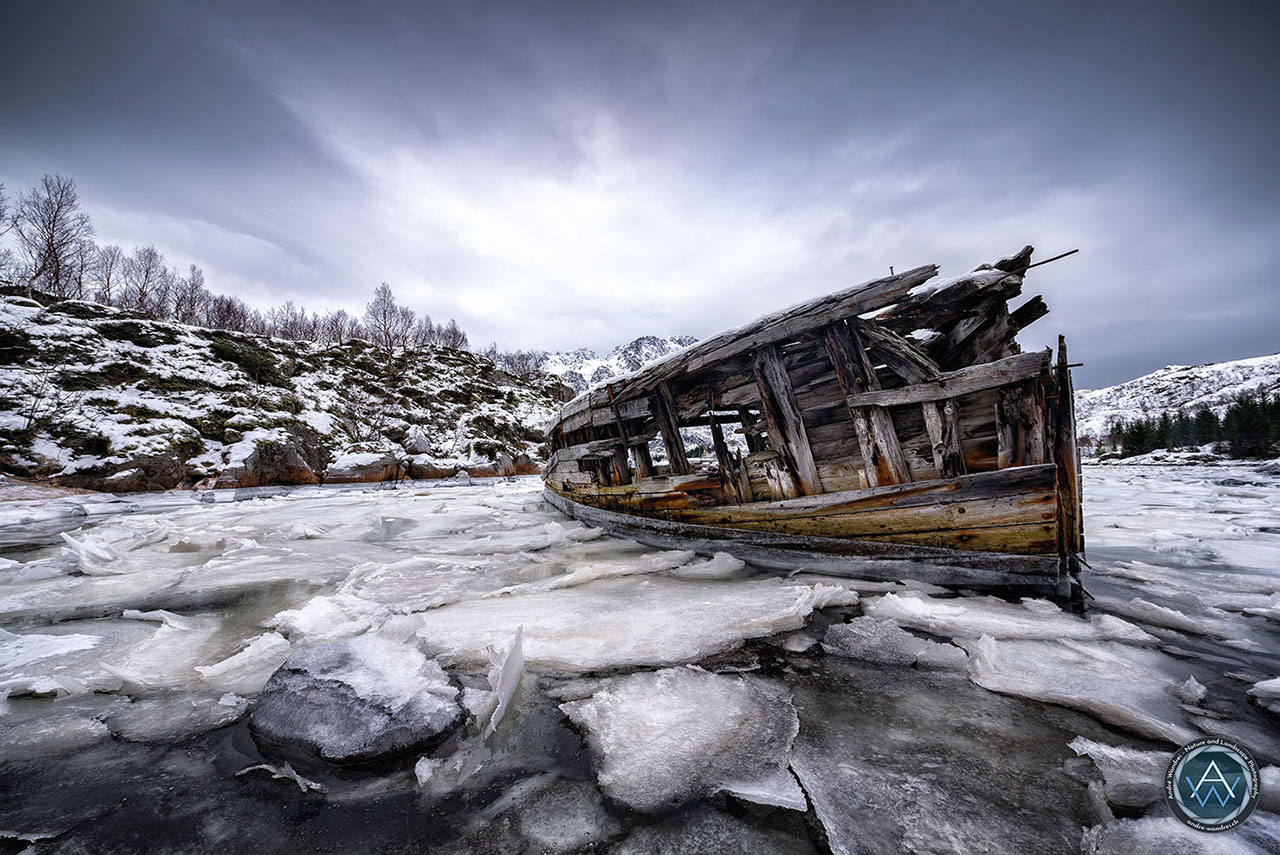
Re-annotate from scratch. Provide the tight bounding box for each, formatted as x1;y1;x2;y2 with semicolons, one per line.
214;425;329;489
324;451;403;484
250;635;464;766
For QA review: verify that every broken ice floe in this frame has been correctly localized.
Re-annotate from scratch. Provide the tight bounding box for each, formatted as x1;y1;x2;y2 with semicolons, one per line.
963;635;1199;744
821;617;966;669
1067;737;1167;811
415;577;857;673
561;667;804;812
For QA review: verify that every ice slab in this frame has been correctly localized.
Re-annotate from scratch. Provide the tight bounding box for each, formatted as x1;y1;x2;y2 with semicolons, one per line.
1068;736;1167;810
611;805;819;855
788;657;1096;855
104;691;249;742
863;592;1156;644
822;617;966;669
195;632;292;694
415;576;856;673
561;667;802;812
962;635;1199;744
1082;814;1280;854
0;712;110;760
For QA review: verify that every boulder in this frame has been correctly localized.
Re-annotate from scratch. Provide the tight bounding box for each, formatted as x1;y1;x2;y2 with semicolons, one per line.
250;634;464;765
216;440;320;489
325;451;402;484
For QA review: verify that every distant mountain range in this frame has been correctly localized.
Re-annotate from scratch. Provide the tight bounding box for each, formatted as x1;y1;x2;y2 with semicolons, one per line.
541;335;698;394
1074;353;1280;442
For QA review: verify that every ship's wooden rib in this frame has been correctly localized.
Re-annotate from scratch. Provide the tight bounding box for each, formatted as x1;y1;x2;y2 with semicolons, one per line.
754;344;823;496
824;320;909;487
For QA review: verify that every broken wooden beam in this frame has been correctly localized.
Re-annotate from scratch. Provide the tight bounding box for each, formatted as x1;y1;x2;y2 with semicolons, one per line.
842;350;1048;409
823;320;910;487
753;344;823;496
651;380;691;476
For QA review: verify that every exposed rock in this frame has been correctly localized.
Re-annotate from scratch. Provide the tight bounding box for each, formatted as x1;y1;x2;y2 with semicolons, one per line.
250;634;463;765
325;451;403;484
216;436;323;489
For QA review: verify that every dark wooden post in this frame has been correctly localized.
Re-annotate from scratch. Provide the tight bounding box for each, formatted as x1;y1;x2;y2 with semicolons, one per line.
604;385;632;486
631;442;655;479
997;380;1047;469
753;344;823;496
737;409;765;453
1052;335;1083;558
651;380;691;475
823;320;909;487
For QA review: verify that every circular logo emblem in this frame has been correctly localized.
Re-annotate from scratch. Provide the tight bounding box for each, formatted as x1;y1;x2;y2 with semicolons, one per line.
1165;736;1261;832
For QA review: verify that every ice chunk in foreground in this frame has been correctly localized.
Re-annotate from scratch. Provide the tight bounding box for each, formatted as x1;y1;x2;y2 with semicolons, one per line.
1247;676;1280;716
195;632;292;694
1068;737;1167;810
250;633;462;764
104;692;249;742
0;712;110;760
415;576;856;673
962;635;1198;744
560;667;803;812
482;627;523;739
822;617;966;669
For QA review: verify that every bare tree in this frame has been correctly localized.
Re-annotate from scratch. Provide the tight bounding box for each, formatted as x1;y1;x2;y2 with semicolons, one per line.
11;174;95;300
496;349;546;381
204;294;252;331
120;245;168;315
410;314;436;350
437;319;469;350
319;309;364;346
364;282;416;373
171;264;210;325
268;300;319;341
65;237;97;301
90;244;125;305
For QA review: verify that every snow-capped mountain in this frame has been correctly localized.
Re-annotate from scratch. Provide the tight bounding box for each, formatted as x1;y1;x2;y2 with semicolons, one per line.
1074;352;1280;441
542;335;698;393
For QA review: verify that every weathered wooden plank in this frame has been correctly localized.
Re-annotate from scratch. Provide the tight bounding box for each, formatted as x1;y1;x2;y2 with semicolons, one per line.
544;487;1063;584
842;350;1048;409
852;522;1059;555
631;442;655;479
921;399;967;477
996;380;1047;469
684;492;1057;540
706;388;743;503
650;380;691;476
753;344;823;496
823;320;909;487
609;265;939;401
688;464;1056;518
854;319;942;381
1051;335;1084;556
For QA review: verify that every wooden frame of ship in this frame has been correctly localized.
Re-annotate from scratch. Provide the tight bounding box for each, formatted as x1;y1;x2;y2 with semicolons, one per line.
543;246;1084;590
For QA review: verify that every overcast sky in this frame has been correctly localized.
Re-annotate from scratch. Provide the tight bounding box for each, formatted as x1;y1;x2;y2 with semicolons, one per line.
2;1;1277;387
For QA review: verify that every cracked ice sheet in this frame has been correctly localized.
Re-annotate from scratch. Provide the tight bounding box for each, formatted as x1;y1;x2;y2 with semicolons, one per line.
862;591;1156;644
787;657;1098;855
560;667;804;812
1082;814;1280;854
962;635;1200;744
413;576;857;673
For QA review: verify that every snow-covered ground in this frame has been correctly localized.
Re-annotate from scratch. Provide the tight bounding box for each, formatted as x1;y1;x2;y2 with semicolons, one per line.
1075;352;1280;443
1;465;1278;853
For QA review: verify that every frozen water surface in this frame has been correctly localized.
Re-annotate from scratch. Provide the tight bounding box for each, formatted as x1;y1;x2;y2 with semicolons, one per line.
0;465;1277;852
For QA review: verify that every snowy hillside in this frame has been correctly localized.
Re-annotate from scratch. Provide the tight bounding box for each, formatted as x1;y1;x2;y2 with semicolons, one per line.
1074;352;1280;442
542;335;697;394
0;297;561;490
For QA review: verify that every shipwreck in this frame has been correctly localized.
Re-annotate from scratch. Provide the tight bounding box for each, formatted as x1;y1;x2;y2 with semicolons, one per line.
543;246;1083;590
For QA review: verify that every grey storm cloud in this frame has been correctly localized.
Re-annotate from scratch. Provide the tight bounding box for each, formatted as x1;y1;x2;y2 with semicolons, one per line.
2;0;1278;387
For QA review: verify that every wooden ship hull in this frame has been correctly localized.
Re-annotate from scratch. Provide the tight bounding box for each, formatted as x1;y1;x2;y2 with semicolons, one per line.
543;246;1084;588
